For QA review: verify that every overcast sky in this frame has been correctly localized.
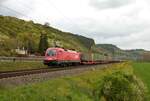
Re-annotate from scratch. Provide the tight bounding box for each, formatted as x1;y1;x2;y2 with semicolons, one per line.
0;0;150;50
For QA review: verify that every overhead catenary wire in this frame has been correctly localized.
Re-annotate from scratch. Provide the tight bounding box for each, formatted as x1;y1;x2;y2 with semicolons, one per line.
0;4;31;49
0;4;31;19
15;0;33;11
47;0;81;30
0;0;78;26
0;0;81;32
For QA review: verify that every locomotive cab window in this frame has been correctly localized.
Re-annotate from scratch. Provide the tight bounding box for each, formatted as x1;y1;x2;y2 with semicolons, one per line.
47;50;56;56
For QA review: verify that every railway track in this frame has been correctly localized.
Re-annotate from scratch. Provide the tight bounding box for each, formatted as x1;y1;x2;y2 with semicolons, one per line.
0;61;122;79
0;67;68;79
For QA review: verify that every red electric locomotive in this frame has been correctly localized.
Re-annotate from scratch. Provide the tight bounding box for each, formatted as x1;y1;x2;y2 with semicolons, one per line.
44;48;81;66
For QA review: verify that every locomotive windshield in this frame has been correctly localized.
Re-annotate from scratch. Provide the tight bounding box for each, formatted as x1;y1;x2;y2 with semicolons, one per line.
47;50;56;56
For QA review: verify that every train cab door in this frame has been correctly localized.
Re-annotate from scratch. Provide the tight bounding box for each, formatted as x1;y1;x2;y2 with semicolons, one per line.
57;50;63;61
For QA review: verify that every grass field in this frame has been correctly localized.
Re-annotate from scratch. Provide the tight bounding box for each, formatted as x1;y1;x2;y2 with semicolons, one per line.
0;63;147;101
132;62;150;98
0;61;46;71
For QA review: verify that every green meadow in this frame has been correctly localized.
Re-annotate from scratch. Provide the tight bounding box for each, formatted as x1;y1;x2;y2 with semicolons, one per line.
0;63;147;101
0;61;46;71
132;62;150;99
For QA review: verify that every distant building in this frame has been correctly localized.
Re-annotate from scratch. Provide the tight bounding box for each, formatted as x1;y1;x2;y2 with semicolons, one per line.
15;47;27;55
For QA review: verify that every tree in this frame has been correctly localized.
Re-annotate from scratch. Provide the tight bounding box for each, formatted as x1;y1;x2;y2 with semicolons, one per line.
44;22;50;28
27;40;34;54
17;33;35;55
38;32;49;55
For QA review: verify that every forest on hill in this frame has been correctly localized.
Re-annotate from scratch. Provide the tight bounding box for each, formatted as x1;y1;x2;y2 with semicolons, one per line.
0;15;96;56
96;44;150;61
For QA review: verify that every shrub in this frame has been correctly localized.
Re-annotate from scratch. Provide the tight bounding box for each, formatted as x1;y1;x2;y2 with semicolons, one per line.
98;72;147;101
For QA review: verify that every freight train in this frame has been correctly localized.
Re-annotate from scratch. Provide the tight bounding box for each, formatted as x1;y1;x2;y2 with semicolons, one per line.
43;47;116;66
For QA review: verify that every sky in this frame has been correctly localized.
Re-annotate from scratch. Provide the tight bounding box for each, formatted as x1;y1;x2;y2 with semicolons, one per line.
0;0;150;50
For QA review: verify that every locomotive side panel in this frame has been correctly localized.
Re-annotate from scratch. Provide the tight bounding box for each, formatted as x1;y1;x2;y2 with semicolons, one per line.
44;48;81;66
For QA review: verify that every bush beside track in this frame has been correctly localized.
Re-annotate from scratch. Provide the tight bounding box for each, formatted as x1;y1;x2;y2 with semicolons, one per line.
0;62;148;101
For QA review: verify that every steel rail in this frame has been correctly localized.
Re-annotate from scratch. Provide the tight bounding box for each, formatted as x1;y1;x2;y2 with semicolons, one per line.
0;61;122;79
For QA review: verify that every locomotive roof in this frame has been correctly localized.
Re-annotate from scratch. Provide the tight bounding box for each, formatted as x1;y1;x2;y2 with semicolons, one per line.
47;47;78;53
47;47;64;50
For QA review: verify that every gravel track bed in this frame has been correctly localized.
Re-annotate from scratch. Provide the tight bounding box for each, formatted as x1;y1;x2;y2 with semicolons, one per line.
0;64;110;87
